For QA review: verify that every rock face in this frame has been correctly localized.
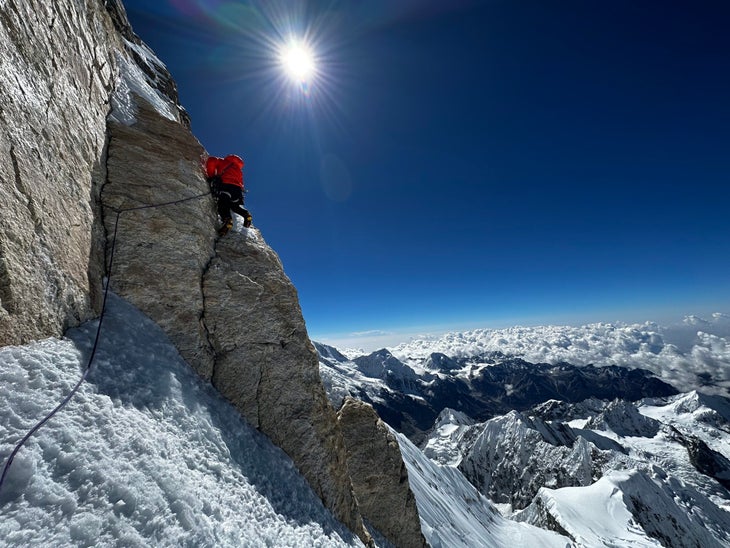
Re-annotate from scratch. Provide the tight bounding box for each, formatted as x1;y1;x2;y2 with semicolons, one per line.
0;0;119;345
102;99;217;380
337;398;427;548
100;27;370;538
203;231;368;542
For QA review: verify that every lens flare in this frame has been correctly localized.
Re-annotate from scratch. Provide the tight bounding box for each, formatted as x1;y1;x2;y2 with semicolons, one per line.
280;41;316;83
163;0;345;124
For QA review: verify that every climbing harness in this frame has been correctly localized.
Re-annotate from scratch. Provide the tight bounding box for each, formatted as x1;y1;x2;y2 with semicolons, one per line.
0;190;211;493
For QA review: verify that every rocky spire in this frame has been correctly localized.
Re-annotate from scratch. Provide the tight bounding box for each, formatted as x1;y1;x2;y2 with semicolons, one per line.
337;397;427;548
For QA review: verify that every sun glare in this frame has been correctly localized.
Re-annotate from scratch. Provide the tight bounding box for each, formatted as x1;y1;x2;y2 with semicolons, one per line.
280;41;316;83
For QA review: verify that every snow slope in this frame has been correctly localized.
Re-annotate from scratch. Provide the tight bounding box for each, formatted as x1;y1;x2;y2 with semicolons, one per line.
0;294;363;547
639;391;730;461
523;472;662;547
522;470;728;548
6;296;726;546
396;431;571;548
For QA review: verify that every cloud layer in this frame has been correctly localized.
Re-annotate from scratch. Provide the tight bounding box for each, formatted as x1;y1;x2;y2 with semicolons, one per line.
390;313;730;395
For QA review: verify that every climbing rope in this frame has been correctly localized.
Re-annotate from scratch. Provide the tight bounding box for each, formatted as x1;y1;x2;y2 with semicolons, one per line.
0;190;211;493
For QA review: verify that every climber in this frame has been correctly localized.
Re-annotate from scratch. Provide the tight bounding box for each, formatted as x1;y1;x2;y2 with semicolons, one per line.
205;154;253;236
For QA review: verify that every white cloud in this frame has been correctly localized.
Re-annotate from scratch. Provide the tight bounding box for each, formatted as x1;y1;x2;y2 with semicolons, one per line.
385;313;730;395
317;328;443;356
349;330;394;337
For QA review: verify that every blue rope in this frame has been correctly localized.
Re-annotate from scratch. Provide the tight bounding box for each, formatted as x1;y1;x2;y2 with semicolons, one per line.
0;191;211;494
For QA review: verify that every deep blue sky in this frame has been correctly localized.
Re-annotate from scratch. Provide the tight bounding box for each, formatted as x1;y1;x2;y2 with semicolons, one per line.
123;0;730;349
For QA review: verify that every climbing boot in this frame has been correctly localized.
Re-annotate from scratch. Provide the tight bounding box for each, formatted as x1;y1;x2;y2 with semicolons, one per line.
218;218;233;236
243;215;252;228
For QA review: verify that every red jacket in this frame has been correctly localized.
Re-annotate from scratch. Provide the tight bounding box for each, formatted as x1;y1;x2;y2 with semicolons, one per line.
205;154;244;188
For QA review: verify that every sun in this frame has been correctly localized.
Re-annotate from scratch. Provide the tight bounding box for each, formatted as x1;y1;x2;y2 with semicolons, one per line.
280;41;316;83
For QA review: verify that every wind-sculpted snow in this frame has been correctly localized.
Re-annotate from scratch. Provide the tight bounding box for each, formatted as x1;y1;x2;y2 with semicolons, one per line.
0;294;363;547
390;313;730;394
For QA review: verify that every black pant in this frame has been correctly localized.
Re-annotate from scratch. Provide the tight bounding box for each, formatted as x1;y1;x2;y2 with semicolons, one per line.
216;184;250;223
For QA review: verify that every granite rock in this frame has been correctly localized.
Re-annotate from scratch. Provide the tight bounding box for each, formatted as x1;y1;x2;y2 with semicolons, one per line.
0;0;119;344
338;397;427;548
204;229;371;544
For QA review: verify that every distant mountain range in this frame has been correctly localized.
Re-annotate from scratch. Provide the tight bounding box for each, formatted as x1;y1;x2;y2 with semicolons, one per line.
315;318;730;547
317;343;678;444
